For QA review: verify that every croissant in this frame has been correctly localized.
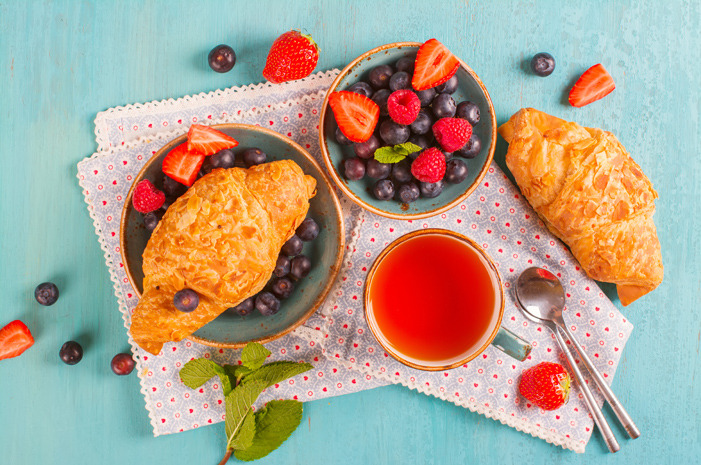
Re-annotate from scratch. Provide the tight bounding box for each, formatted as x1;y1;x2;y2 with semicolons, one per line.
130;160;317;354
498;108;663;306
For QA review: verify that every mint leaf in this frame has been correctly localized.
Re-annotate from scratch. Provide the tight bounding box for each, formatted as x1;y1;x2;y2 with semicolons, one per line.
234;400;303;461
225;380;266;451
241;361;313;389
241;342;271;370
394;145;409;156
374;142;423;164
179;359;227;390
400;142;423;154
225;364;251;381
229;409;256;451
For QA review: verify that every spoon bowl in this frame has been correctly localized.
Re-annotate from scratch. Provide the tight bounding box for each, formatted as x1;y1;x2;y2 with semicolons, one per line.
515;267;566;322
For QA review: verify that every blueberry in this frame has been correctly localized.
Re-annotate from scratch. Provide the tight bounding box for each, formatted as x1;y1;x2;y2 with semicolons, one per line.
366;159;392;179
395;56;414;74
297;218;320;241
391;159;413;183
163;175;188;198
415;88;436;107
347;81;373;98
290;255;312;280
229;297;255;316
206;148;236;171
435;75;459;94
420;180;444;198
397;182;420;204
368;65;394;89
389;71;411;91
531;52;555;77
143;210;163;232
335;126;353;145
371;88;392;115
408;134;430;150
174;289;199;312
241;148;267;167
431;94;456;119
281;235;303;256
208;44;236;73
344;158;366;181
354;135;381;159
442;151;454;161
35;282;59;306
445;159;469;184
379;120;410;145
274;255;291;277
271;277;295;299
409;110;433;135
456;135;481;159
111;353;135;376
456;101;480;126
59;341;83;365
255;292;280;316
373;179;395;201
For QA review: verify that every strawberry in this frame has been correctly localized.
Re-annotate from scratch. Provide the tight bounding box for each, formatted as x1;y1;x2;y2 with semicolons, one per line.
186;124;238;156
432;117;472;152
0;320;34;362
328;91;380;143
411;38;460;91
411;147;446;183
132;179;166;213
263;30;319;84
569;63;615;107
162;143;206;187
519;362;571;411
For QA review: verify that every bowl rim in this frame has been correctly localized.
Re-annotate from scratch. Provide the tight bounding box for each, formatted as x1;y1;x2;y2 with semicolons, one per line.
363;228;505;371
119;122;346;349
318;41;497;220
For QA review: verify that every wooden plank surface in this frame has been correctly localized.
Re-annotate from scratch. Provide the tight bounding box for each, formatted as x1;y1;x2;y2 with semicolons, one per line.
0;0;698;463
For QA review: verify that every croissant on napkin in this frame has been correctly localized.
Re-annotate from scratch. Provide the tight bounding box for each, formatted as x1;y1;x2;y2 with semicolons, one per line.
498;108;663;306
130;160;317;355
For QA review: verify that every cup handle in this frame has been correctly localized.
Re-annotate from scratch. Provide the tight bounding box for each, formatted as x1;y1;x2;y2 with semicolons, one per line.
490;327;532;361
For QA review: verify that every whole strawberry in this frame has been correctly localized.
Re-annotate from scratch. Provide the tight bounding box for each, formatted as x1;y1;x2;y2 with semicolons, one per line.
132;179;166;214
263;30;319;84
411;147;446;183
519;362;571;411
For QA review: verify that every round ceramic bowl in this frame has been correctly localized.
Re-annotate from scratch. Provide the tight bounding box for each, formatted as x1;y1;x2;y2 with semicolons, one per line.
120;123;345;349
319;41;496;220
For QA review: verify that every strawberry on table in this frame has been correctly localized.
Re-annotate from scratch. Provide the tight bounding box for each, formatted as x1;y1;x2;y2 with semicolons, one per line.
263;30;319;84
186;124;238;156
328;91;380;143
519;361;571;411
162;143;206;187
569;63;615;107
412;38;460;91
0;320;34;362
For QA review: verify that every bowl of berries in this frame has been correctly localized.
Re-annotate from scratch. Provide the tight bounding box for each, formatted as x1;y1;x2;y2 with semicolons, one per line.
120;123;345;349
319;40;496;219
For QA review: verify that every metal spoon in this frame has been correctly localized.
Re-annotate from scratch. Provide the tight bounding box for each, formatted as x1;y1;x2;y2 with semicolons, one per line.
515;267;631;453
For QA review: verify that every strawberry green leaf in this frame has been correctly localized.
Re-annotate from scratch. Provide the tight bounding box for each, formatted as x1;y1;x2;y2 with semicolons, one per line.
233;400;303;461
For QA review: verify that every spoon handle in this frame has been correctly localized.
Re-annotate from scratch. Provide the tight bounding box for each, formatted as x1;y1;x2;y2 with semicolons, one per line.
553;327;620;453
559;324;641;439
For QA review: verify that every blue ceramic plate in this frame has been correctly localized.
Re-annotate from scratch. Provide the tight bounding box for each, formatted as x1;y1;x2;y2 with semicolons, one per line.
319;41;496;220
120;124;345;349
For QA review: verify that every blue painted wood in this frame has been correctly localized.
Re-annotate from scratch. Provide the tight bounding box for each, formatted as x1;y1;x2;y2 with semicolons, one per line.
0;0;698;464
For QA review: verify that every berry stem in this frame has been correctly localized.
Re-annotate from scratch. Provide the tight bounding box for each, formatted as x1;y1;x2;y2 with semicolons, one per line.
218;449;232;465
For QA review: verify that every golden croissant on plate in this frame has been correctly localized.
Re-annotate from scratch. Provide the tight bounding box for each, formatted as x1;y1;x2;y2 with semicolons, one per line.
498;108;663;306
130;160;317;354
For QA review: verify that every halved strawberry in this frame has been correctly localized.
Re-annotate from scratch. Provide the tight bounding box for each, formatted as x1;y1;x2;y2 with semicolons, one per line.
0;320;34;361
328;91;379;143
411;39;460;91
569;64;615;107
162;143;206;187
186;124;239;156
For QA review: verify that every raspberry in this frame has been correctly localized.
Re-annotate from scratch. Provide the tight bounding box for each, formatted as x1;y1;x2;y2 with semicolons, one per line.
387;89;421;125
432;117;472;152
132;179;166;213
410;148;446;183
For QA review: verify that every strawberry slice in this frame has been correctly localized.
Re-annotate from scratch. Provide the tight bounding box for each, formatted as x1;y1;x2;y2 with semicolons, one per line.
569;64;615;107
162;143;206;187
0;320;34;361
328;91;380;143
186;124;239;156
411;39;460;91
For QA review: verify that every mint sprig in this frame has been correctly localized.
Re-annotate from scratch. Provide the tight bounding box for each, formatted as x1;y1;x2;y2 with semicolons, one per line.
374;142;423;164
179;342;313;463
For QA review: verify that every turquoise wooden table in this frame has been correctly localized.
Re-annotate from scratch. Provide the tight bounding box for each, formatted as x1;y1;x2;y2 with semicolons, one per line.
1;0;699;463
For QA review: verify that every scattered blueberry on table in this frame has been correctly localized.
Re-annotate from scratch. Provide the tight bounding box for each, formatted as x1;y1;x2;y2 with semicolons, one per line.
208;44;236;73
34;282;59;306
59;341;83;365
110;353;136;376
